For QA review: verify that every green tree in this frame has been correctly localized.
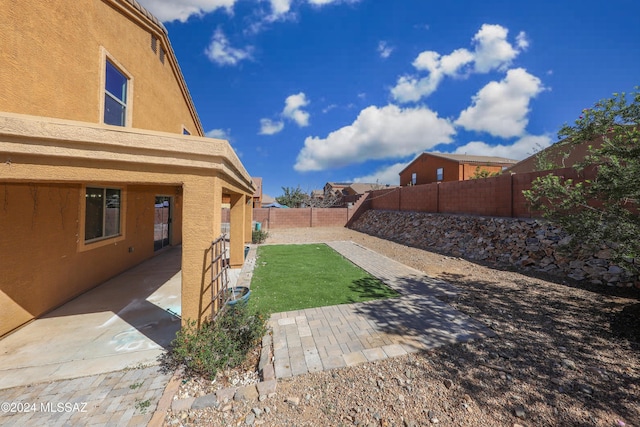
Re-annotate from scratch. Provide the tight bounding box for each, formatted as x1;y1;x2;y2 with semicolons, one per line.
524;89;640;275
471;166;500;179
276;186;308;208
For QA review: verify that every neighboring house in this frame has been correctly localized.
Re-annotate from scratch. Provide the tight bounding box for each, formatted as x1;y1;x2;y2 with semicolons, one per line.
0;0;255;336
310;189;325;200
344;183;398;195
261;193;276;207
399;152;517;186
323;182;353;197
505;136;605;174
252;177;263;208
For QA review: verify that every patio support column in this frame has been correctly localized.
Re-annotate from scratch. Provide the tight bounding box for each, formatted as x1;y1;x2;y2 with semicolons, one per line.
245;195;252;243
229;193;246;268
181;177;221;327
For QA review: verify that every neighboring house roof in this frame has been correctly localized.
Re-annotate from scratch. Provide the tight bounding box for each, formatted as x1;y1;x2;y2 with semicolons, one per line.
505;133;612;174
399;152;518;174
347;183;399;194
261;193;275;206
310;189;324;198
324;182;352;194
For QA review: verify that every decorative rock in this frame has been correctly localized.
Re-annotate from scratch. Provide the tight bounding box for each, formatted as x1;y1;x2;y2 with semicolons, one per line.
514;405;526;419
245;413;256;425
286;396;300;406
350;211;638;287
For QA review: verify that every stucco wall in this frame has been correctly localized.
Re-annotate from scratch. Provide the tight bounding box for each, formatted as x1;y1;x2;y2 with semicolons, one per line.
0;0;201;135
0;182;183;336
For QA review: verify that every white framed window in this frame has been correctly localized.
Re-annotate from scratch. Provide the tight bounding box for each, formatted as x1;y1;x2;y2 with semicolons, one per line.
85;187;121;242
436;167;444;181
182;127;191;135
411;172;417;185
104;60;129;126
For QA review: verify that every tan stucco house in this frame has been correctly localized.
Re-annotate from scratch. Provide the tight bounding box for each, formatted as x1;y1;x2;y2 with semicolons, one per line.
0;0;255;336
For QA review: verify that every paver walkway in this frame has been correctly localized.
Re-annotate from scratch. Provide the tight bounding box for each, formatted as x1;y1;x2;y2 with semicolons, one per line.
270;241;494;378
0;365;172;426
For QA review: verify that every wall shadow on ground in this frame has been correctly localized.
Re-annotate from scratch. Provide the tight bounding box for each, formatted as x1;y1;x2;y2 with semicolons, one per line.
407;269;640;426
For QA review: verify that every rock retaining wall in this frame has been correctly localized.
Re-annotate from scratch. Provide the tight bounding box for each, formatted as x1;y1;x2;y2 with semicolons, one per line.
350;210;639;288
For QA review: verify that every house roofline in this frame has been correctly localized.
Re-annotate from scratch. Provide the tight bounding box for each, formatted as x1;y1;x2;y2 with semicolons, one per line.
107;0;205;137
398;152;517;175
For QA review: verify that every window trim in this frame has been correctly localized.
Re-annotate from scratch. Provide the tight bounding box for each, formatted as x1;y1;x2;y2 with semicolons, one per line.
100;49;133;127
436;167;444;182
79;184;126;252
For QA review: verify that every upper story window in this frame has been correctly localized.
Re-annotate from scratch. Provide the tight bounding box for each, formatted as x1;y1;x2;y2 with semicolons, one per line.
104;61;128;126
436;167;444;181
183;128;191;135
411;173;417;185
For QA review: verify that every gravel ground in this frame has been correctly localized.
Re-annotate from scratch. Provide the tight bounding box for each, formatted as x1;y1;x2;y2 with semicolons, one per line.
167;227;640;427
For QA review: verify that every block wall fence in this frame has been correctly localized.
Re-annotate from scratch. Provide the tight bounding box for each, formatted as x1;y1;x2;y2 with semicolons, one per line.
222;167;595;229
366;167;596;218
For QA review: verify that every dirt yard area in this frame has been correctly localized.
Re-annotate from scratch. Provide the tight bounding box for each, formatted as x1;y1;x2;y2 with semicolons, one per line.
169;227;639;427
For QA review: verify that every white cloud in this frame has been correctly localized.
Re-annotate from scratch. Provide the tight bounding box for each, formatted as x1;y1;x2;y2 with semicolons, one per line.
322;104;337;113
455;68;544;138
283;93;310;127
260;92;310;134
391;24;527;103
472;24;520;72
206;128;231;139
270;0;293;15
139;0;360;24
353;162;406;186
294;104;455;171
259;119;284;135
204;28;253;66
137;0;237;23
454;134;552;160
391;49;473;102
378;41;394;59
308;0;358;5
516;31;529;50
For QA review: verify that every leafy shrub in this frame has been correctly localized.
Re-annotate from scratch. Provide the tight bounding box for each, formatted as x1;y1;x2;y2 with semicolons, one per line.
161;303;267;379
252;229;269;244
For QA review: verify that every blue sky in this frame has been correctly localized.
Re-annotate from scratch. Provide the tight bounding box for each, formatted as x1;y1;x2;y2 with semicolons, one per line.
138;0;639;199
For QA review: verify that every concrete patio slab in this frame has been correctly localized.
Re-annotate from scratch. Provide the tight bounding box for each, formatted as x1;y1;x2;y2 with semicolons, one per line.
0;247;183;390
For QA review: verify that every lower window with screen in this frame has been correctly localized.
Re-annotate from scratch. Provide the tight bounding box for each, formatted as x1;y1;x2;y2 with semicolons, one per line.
85;187;121;241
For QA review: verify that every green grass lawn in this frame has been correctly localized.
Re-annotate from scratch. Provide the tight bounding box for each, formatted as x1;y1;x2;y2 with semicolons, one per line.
248;244;399;314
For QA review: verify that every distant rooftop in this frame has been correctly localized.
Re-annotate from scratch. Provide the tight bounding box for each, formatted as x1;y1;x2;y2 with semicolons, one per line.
425;152;518;164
